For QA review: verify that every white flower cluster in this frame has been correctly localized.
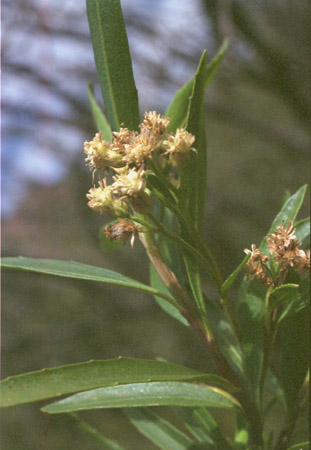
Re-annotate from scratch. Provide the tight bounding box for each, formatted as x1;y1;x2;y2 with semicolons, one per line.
84;111;195;216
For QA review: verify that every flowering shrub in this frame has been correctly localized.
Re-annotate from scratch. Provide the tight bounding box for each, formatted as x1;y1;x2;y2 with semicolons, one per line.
1;1;309;449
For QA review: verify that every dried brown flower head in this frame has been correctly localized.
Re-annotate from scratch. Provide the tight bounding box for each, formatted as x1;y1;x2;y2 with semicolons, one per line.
267;220;306;270
244;244;272;285
104;219;140;247
245;220;310;286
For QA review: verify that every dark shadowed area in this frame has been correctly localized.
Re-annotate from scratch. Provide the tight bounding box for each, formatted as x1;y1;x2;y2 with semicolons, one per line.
2;0;310;448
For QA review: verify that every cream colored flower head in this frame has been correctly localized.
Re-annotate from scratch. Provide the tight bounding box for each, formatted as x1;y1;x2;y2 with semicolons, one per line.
86;182;129;217
86;183;115;214
112;166;146;198
140;111;170;135
84;132;123;170
111;127;136;154
163;128;195;154
163;128;195;168
122;132;156;166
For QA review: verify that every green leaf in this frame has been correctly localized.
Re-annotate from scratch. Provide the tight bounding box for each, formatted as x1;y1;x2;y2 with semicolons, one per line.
221;253;251;296
86;0;139;131
126;408;194;450
180;50;208;230
0;357;232;408
294;217;310;245
275;305;309;417
150;264;189;327
69;413;125;450
177;407;232;449
287;442;309;450
178;51;209;313
236;279;266;400
260;185;307;254
87;83;113;141
41;382;240;414
166;40;228;133
1;257;174;305
269;283;300;309
204;295;243;378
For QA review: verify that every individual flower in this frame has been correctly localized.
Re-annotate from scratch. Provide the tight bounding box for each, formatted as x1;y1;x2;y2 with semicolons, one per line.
140;111;170;135
111;166;151;213
244;244;272;285
111;127;136;154
122;132;156;166
111;166;146;198
163;128;195;168
84;132;123;170
104;219;140;247
86;182;129;217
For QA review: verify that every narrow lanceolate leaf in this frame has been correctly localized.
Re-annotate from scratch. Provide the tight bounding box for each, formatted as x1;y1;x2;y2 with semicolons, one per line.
260;185;307;254
126;408;194;450
180;50;208;230
236;279;266;402
294;217;310;244
275;305;309;418
176;407;232;449
178;51;210;312
41;382;240;414
69;413;125;450
221;253;251;296
87;83;113;141
0;357;231;408
269;284;300;309
166;39;228;133
287;443;309;450
0;257;173;305
86;0;139;131
150;264;189;327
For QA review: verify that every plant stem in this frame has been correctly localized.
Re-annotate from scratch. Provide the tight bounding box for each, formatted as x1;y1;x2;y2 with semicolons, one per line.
146;213;219;288
220;292;243;350
260;287;278;406
273;373;309;450
149;159;180;201
140;230;241;386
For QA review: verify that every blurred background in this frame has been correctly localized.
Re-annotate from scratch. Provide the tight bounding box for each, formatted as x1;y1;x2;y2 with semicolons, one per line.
2;0;310;448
